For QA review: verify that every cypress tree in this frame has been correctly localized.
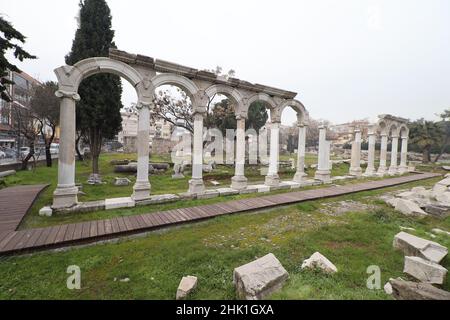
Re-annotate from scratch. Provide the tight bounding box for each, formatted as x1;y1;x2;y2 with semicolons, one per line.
65;0;122;181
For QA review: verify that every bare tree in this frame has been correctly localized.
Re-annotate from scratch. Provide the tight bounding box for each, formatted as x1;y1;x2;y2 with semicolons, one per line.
30;81;59;167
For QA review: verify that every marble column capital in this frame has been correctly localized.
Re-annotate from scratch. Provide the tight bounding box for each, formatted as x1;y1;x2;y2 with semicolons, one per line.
136;101;154;110
297;121;308;128
55;90;80;101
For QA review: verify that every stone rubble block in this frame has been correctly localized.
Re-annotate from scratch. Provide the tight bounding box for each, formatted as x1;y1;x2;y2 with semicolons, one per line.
435;192;450;204
389;278;450;300
176;275;198;300
114;177;131;186
233;253;289;300
403;256;448;284
432;228;450;236
301;252;338;274
39;206;53;217
394;199;428;217
393;232;448;264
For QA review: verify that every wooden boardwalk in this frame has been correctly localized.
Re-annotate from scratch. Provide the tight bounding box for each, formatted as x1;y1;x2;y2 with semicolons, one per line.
0;184;48;233
0;173;440;256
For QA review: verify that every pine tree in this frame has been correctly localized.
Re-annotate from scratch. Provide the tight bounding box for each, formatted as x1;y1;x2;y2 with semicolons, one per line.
0;16;36;101
65;0;122;181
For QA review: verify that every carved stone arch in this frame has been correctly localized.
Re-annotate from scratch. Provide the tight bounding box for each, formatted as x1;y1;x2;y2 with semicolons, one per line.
398;124;409;138
151;73;199;102
205;84;245;117
277;99;309;124
377;119;389;136
54;57;151;103
387;122;400;137
244;93;277;119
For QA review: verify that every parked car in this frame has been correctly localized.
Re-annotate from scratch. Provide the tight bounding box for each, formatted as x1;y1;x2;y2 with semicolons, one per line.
20;147;32;158
50;143;59;155
3;148;16;158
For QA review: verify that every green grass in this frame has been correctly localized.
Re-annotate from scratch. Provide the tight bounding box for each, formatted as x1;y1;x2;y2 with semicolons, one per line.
0;177;448;300
0;152;436;229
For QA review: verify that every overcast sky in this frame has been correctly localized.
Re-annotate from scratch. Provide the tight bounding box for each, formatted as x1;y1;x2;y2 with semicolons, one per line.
2;0;449;125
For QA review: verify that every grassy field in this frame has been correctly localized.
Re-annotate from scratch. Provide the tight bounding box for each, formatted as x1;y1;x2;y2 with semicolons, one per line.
1;152;355;229
0;176;448;299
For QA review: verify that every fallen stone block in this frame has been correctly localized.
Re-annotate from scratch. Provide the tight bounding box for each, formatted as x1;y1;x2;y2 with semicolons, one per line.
385;197;399;208
393;232;448;264
384;281;393;295
394;199;427;217
424;204;450;218
114;177;131;186
435;192;450;204
176;275;198;300
432;228;450;236
301;252;338;274
404;256;447;284
389;278;450;300
39;206;53;217
0;170;16;178
233;253;289;300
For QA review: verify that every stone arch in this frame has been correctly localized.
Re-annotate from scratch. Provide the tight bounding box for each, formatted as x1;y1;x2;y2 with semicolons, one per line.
399;124;409;138
151;73;199;102
245;93;277;119
377;120;388;136
205;84;245;116
387;122;399;137
54;57;150;102
276;99;308;124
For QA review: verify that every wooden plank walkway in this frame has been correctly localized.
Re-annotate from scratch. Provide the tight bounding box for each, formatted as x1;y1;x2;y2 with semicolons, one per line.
0;184;48;233
0;173;440;255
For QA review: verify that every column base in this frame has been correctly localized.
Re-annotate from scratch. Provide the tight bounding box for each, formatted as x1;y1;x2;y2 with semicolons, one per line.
314;170;332;183
132;181;151;201
398;165;408;174
188;178;205;194
231;175;248;190
349;167;362;177
388;166;399;176
377;166;387;176
293;171;307;183
364;167;376;176
52;186;79;209
265;174;280;187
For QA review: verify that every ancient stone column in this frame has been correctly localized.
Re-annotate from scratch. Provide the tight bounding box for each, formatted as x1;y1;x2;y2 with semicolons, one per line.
293;122;307;183
398;136;409;174
349;128;362;177
189;112;205;193
52;90;80;209
265;121;280;186
388;134;399;175
377;133;388;175
314;125;332;183
231;115;248;190
365;131;376;176
132;102;152;201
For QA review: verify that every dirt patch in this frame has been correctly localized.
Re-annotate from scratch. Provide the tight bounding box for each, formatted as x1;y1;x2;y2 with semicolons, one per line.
319;200;379;216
